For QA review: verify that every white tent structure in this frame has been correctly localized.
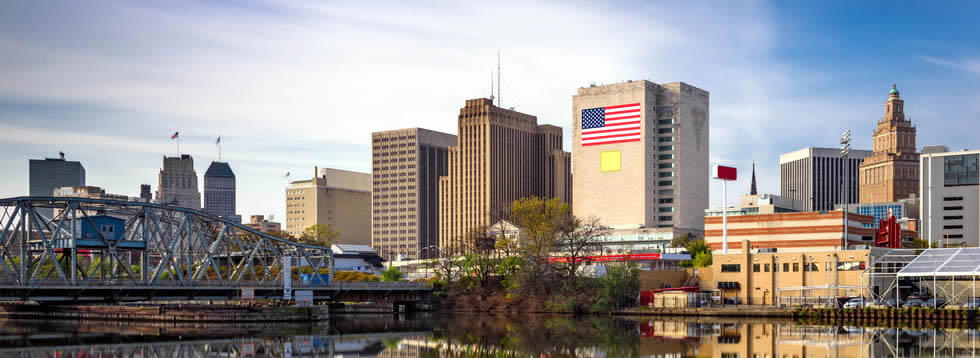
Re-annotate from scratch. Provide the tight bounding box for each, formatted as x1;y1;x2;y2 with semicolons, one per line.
862;248;980;308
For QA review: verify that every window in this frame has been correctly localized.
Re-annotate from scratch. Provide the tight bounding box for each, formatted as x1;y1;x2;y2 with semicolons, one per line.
783;263;789;272
658;189;674;196
753;264;761;272
599;150;622;172
944;154;979;186
657;106;674;113
944;216;963;220
658;198;674;204
944;196;964;201
658;154;674;160
837;261;864;271
658;162;674;169
804;262;818;272
657;127;674;134
658;180;673;186
792;263;799;272
721;264;740;273
945;206;964;211
658;171;674;177
944;225;964;230
658;118;674;125
764;264;770;272
658;136;674;142
658;215;672;221
658;207;674;212
658;145;674;151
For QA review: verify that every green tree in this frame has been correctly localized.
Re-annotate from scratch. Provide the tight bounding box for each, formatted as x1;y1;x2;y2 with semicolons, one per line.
380;266;405;282
299;224;340;247
681;239;712;268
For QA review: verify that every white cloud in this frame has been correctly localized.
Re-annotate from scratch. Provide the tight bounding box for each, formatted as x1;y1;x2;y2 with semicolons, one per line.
2;1;955;221
923;56;980;75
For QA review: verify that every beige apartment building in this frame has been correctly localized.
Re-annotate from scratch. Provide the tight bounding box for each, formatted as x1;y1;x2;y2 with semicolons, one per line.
572;80;709;232
244;215;281;234
371;128;456;260
438;98;571;254
859;84;920;203
285;167;371;246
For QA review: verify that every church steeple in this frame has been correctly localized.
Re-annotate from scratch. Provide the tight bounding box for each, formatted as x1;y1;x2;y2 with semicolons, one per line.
750;161;757;195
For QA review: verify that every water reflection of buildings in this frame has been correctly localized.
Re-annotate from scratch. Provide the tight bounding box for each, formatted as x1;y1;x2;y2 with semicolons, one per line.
634;319;980;358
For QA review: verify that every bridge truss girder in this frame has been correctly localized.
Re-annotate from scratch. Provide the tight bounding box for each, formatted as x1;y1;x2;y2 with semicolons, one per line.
0;197;333;292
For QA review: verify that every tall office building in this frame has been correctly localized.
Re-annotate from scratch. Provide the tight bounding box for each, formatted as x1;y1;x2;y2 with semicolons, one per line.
285;167;372;246
920;146;979;247
155;154;202;210
859;85;920;203
572;80;708;231
204;161;238;221
140;184;152;202
29;153;85;218
780;147;872;211
371;128;456;260
438;98;571;254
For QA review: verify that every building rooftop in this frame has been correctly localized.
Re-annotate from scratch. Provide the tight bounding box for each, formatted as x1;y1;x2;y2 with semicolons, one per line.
205;161;235;177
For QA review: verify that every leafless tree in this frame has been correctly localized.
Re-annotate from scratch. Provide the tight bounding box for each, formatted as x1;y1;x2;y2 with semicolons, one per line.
555;215;606;279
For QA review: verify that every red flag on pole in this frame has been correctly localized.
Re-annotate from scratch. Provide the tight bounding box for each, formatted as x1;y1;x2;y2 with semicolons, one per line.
285;172;290;179
170;132;179;140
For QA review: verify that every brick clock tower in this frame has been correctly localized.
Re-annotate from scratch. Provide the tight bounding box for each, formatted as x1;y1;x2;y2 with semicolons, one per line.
858;85;919;203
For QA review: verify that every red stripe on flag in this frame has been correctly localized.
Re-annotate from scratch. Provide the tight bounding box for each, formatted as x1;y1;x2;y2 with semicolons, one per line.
582;126;640;135
582;138;641;146
583;132;641;141
603;120;641;127
605;109;640;116
603;115;641;121
605;103;641;110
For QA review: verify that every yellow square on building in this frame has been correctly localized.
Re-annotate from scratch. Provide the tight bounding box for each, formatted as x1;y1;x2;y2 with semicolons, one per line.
600;150;621;172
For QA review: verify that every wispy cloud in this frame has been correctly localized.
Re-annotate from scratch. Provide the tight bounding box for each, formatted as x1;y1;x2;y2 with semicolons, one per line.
922;56;980;75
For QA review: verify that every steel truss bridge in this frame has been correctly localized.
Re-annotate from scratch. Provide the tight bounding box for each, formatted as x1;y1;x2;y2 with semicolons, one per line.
0;197;428;303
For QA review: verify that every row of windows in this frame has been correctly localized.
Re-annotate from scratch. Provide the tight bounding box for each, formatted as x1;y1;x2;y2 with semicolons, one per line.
658;145;674;151
375;186;416;191
658;215;672;222
372;135;417;143
658;171;674;178
944;196;964;201
373;150;416;157
658;136;674;143
373;222;417;227
658;207;673;213
657;128;673;134
658;180;673;186
658;163;674;169
659;154;674;160
738;261;866;274
658;118;674;125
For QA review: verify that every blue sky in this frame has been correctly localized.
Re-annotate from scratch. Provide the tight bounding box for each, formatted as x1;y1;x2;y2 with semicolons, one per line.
1;1;978;222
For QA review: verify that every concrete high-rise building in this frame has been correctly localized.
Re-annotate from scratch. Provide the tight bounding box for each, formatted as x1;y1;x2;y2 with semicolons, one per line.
204;161;238;222
780;147;872;211
371;128;456;261
29;153;85;218
438;98;571;254
859;85;920;203
920;146;980;247
155;154;201;210
140;184;152;202
572;80;708;231
285;167;372;246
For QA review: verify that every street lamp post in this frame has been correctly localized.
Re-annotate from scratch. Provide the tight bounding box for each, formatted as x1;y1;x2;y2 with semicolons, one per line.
416;245;440;279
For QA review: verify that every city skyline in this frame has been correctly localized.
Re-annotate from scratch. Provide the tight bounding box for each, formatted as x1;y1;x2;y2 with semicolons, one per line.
1;2;979;221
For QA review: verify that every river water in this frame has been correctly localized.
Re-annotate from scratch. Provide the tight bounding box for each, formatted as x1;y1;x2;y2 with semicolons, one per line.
0;313;976;357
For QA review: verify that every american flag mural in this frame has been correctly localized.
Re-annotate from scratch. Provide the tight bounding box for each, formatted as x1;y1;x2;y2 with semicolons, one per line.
581;103;641;146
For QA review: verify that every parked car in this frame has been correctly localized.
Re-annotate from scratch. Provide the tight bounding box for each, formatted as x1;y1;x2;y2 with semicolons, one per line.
843;298;867;308
965;298;980;309
903;298;925;308
885;298;905;307
923;298;947;308
907;292;931;301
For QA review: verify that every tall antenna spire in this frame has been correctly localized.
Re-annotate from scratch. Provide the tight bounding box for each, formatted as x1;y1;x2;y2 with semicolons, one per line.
497;50;501;108
490;71;494;104
750;161;758;195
